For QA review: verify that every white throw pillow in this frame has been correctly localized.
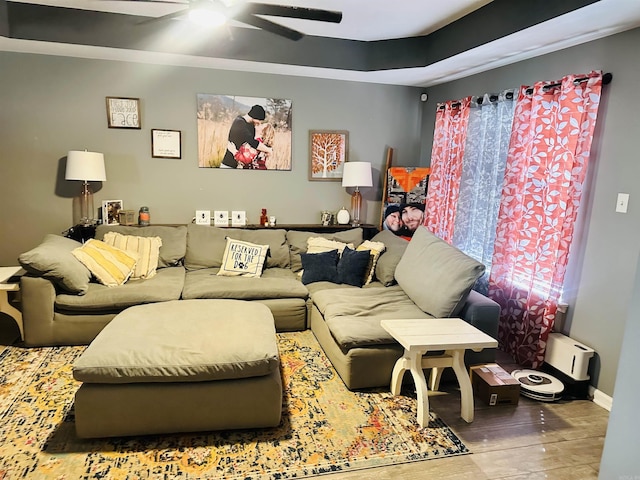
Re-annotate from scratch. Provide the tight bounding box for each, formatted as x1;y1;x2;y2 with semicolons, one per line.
217;237;269;277
306;236;354;255
102;231;162;279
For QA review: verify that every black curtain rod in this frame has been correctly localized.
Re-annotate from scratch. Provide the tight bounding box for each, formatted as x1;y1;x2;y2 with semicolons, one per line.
525;72;612;95
439;72;613;110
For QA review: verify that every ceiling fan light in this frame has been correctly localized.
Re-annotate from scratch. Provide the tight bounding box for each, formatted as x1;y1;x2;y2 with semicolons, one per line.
188;8;227;27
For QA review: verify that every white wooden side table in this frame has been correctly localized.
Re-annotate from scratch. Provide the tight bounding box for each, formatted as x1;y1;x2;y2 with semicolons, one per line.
381;318;498;427
0;266;25;341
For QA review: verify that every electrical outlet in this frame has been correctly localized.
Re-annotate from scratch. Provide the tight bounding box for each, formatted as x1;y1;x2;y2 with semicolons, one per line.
195;210;211;225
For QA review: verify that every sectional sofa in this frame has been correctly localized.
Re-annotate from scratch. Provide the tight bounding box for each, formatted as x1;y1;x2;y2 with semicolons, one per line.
18;223;500;390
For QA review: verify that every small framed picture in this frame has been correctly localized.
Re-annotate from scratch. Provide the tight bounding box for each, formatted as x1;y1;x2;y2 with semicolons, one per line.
214;210;229;227
151;129;182;159
309;130;348;181
102;200;123;225
106;97;141;129
232;211;247;227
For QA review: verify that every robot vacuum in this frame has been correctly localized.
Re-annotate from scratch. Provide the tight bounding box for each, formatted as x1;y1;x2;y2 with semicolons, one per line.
511;369;564;402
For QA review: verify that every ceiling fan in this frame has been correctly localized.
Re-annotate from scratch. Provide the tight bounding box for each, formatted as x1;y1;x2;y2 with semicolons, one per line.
106;0;343;41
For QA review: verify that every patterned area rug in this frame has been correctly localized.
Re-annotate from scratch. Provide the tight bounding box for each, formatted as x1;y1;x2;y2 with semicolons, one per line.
0;330;469;479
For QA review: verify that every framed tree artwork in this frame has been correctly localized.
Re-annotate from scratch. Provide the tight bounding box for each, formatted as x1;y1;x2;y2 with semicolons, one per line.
309;130;348;181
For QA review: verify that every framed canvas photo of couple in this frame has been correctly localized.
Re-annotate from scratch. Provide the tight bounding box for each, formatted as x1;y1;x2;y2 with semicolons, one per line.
196;94;292;170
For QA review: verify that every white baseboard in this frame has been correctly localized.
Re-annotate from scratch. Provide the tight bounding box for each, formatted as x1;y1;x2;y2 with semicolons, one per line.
590;386;613;411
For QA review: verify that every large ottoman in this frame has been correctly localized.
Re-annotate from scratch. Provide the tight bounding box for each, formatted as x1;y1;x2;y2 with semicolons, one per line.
72;299;282;438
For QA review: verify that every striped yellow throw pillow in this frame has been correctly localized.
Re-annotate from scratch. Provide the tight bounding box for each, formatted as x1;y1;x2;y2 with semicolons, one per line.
102;231;162;279
72;239;138;287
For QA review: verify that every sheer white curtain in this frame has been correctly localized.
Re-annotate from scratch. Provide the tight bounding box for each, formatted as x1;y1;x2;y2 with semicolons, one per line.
452;90;516;293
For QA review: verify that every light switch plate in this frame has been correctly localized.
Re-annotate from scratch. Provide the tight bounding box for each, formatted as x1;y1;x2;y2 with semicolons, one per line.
214;210;229;226
195;210;211;225
231;210;246;226
616;193;629;213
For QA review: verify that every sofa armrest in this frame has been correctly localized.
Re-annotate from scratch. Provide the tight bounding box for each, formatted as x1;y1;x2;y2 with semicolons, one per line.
20;275;57;346
459;289;500;339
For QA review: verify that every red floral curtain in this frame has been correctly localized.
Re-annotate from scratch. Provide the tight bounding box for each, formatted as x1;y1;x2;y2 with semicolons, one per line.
424;97;471;243
488;71;603;368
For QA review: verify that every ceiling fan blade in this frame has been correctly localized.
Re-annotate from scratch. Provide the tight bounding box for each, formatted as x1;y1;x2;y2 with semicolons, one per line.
137;8;188;25
235;12;303;41
98;0;187;3
245;4;342;23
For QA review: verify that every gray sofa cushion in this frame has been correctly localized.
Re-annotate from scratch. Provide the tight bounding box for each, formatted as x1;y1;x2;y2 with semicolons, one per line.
73;299;279;383
95;225;187;268
370;230;410;286
182;267;309;300
18;234;91;294
311;285;430;348
395;226;485;318
185;225;290;270
287;228;364;273
55;266;185;312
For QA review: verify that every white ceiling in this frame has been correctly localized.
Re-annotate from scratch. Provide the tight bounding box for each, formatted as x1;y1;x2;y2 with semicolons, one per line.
2;0;640;87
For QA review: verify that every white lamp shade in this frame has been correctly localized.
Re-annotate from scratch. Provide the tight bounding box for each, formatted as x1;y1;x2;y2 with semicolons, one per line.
342;162;373;188
65;151;106;181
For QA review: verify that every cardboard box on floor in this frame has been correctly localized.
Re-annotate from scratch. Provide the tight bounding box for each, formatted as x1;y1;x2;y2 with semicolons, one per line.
470;363;521;406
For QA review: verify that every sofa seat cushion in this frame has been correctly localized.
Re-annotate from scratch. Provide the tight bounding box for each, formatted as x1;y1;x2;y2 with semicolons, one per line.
311;285;430;348
73;299;279;384
55;266;185;312
182;267;309;300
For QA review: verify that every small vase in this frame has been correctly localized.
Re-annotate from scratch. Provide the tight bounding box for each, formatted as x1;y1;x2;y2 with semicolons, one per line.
336;207;350;225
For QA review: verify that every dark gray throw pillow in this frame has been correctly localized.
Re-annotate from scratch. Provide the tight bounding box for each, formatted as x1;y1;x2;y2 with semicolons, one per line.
300;249;339;285
337;247;371;287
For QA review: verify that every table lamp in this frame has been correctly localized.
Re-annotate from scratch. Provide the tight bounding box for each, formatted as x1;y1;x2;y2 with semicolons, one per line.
65;150;106;225
342;161;373;226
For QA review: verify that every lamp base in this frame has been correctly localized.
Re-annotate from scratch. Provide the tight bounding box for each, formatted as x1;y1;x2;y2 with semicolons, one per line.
350;189;362;226
78;181;96;225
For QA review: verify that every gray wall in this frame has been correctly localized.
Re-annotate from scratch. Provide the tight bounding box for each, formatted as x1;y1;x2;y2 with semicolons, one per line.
0;52;422;266
420;28;640;397
599;253;640;478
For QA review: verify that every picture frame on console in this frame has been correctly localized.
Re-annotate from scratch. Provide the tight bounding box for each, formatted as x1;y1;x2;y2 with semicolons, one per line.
106;97;141;129
102;200;123;225
308;130;348;181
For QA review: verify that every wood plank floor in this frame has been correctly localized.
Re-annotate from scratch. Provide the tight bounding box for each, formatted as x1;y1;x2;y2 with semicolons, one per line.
323;351;609;480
